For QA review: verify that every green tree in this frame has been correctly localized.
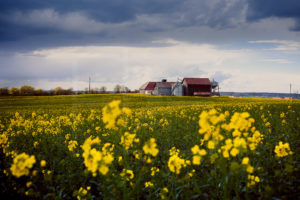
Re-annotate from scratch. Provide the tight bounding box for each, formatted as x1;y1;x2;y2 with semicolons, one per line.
35;88;43;96
54;87;63;95
20;85;35;96
9;87;20;96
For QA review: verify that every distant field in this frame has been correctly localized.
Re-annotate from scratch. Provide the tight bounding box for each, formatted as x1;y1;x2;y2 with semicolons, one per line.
0;94;295;113
0;94;299;199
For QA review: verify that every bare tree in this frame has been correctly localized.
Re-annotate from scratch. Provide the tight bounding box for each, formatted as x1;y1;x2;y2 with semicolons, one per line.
124;86;131;93
114;84;121;93
100;86;107;94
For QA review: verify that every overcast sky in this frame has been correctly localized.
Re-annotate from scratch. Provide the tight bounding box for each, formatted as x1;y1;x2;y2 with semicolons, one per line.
1;0;300;93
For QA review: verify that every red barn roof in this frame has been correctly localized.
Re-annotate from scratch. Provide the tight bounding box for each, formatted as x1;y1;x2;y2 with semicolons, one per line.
139;82;156;90
183;78;211;85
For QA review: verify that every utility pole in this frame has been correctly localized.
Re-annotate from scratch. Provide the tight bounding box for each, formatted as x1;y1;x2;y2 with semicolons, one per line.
89;76;91;94
290;83;292;98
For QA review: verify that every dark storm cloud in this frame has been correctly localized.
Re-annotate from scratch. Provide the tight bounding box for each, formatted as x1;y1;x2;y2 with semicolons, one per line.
0;0;300;52
247;0;300;31
0;0;247;51
0;0;180;23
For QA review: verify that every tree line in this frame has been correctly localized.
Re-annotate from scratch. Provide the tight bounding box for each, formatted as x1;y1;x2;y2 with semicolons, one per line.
0;86;74;96
0;84;134;96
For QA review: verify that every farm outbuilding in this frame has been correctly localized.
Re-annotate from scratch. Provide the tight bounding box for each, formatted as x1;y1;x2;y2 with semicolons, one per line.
153;79;174;96
139;77;219;96
139;82;156;95
182;78;211;96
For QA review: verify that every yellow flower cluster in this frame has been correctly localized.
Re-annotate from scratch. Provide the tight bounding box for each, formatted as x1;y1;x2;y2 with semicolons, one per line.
143;138;159;157
198;109;264;160
191;145;207;165
247;175;260;187
240;157;258;186
198;109;227;138
120;168;134;181
168;147;189;174
81;136;114;176
225;112;254;132
68;140;78;151
159;118;169;128
120;132;139;150
274;141;293;157
196;109;264;187
102;100;131;129
145;181;154;188
159;187;169;199
150;167;159;176
10;153;36;178
102;100;122;129
0;133;8;154
76;186;90;200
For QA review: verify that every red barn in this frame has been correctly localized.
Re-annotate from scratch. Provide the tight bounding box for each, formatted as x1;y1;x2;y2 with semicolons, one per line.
182;78;211;96
139;82;156;94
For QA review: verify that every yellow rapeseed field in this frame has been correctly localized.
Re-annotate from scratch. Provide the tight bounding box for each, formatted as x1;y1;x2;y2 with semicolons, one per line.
0;94;299;199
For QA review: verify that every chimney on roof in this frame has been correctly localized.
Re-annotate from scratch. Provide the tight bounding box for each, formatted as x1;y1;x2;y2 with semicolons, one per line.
162;79;167;82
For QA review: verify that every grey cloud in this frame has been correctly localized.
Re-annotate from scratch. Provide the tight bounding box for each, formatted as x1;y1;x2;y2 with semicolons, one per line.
246;0;300;31
0;0;248;51
210;71;232;83
0;0;300;53
8;9;106;34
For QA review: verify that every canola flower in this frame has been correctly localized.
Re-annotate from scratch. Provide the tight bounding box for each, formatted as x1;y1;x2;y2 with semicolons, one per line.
191;145;206;165
102;100;131;129
247;175;260;187
188;169;196;177
10;153;36;178
0;133;8;153
120;132;139;150
26;181;32;188
150;167;159;176
81;136;114;176
68;140;78;151
40;160;46;167
198;109;264;160
159;187;169;199
143;138;159;157
274;141;293;157
168;147;187;174
102;100;122;129
76;187;88;200
195;109;264;188
145;181;154;188
120;168;134;181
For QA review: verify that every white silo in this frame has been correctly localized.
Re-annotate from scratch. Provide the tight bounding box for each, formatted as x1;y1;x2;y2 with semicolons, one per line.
172;81;183;96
